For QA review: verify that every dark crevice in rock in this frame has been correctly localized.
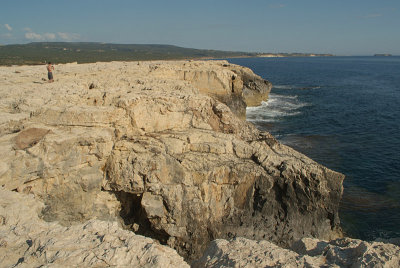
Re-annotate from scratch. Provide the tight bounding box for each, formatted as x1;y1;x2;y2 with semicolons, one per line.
112;191;170;245
16;257;25;266
252;186;267;213
327;212;335;229
251;153;262;166
273;182;288;220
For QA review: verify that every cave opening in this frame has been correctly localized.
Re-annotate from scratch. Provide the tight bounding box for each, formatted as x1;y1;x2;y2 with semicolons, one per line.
112;191;170;245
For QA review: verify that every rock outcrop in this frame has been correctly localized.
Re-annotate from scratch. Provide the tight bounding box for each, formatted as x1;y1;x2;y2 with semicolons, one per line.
145;61;272;119
0;188;189;267
193;237;400;267
0;60;343;263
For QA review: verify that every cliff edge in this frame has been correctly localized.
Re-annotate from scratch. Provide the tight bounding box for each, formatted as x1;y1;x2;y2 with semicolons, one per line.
1;60;346;264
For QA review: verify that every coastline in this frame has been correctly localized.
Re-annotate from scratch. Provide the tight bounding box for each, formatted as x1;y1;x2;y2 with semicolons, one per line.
0;42;335;66
0;60;399;266
232;56;400;243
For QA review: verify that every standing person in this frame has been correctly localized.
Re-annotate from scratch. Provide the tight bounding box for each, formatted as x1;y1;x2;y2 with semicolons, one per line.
47;62;54;82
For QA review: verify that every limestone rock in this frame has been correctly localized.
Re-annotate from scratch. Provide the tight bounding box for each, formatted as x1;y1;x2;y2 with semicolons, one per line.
103;125;344;259
14;127;51;150
194;237;400;268
0;188;189;267
0;60;343;261
146;60;271;119
193;237;322;267
229;63;273;107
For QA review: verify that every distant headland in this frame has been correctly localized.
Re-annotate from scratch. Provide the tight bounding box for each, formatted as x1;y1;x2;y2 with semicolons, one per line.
374;53;392;57
258;53;334;57
0;42;334;66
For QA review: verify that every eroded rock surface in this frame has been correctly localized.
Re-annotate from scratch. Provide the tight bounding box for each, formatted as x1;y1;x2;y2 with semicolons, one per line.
0;188;189;267
147;61;272;119
194;237;400;268
0;60;343;262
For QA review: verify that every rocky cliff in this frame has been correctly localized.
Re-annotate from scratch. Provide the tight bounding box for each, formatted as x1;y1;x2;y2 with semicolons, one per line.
0;60;350;265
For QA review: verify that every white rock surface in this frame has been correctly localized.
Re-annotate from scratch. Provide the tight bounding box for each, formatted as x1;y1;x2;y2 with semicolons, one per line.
194;237;400;268
0;188;189;267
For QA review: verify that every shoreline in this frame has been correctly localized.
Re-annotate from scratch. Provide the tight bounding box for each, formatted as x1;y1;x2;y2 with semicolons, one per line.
1;60;399;266
236;55;400;244
6;54;400;67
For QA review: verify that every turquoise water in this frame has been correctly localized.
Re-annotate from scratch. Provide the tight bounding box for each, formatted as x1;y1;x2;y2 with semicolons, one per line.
227;56;400;240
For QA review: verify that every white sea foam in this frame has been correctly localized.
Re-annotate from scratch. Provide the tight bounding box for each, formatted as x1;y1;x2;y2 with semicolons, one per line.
246;93;308;122
273;85;321;90
273;85;295;89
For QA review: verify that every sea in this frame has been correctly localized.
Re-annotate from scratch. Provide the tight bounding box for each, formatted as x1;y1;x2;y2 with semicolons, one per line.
226;56;400;241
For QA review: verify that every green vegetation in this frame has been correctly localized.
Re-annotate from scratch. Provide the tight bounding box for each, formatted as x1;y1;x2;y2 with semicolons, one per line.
0;42;335;65
374;54;392;57
0;42;258;65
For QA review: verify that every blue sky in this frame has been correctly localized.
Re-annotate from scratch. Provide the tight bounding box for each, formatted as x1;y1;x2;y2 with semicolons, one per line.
1;0;399;55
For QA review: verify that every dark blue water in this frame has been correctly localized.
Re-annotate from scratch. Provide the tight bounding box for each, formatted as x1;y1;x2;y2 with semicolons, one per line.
227;56;400;240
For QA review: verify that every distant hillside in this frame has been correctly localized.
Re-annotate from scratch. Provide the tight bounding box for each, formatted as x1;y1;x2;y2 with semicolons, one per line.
374;54;392;57
0;42;257;65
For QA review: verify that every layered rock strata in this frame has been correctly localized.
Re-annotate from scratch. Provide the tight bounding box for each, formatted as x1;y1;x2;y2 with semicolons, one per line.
1;60;342;262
